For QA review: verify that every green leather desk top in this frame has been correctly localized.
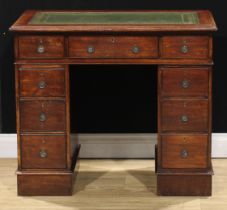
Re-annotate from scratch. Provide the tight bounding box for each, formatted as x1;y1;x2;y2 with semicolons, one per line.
28;11;199;25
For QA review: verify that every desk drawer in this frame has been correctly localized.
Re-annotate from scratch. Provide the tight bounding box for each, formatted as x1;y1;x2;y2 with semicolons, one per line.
161;134;208;169
20;100;66;132
18;35;65;58
160;36;210;59
160;67;209;97
19;65;65;97
68;35;158;58
21;135;66;169
161;100;208;132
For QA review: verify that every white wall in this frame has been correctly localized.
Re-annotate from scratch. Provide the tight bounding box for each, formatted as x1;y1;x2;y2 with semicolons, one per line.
0;133;227;158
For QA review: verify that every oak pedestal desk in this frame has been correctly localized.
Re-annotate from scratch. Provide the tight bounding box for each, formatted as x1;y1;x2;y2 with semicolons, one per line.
10;10;217;196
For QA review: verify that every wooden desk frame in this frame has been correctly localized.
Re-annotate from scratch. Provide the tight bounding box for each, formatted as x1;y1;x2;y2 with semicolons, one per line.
10;10;217;196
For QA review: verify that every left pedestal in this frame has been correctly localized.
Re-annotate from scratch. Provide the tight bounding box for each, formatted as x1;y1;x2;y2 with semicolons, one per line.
15;64;78;196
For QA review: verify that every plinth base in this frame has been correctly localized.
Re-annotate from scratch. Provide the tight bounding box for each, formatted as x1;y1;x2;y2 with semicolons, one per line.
157;172;212;196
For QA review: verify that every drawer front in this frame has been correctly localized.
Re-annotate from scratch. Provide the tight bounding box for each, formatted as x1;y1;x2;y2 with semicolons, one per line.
21;135;66;169
20;100;66;132
160;67;209;97
68;35;158;58
18;36;65;58
19;65;65;97
161;100;208;132
161;135;208;169
160;36;210;59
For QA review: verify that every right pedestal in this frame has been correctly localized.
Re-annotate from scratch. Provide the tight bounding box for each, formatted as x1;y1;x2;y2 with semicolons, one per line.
157;66;213;196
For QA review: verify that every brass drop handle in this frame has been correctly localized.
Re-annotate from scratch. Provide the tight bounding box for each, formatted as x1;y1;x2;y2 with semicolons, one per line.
181;45;189;54
39;112;46;122
87;46;95;54
181;115;188;123
181;149;188;158
181;80;190;89
39;150;47;158
38;81;46;89
37;40;45;54
132;46;140;54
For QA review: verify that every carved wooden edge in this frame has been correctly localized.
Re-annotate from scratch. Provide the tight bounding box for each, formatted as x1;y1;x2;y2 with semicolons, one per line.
14;59;214;65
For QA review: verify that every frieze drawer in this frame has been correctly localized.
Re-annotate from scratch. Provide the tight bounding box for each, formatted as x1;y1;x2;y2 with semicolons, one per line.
160;36;210;59
68;35;158;58
18;35;65;59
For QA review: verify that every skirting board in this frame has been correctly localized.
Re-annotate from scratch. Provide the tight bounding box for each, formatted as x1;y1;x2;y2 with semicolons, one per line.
0;133;227;158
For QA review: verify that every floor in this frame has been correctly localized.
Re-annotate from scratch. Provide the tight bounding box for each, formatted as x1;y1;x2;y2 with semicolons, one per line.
0;159;226;210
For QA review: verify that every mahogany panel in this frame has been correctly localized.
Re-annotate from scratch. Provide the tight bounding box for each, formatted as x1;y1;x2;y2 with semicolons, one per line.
68;35;158;58
20;100;66;132
161;99;209;132
161;134;208;169
18;35;65;59
160;36;210;59
18;173;73;196
160;67;209;97
21;135;67;169
157;174;212;196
